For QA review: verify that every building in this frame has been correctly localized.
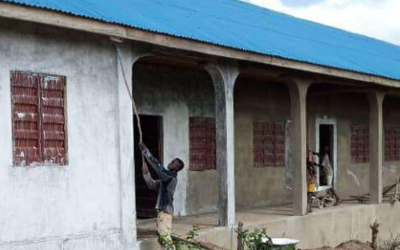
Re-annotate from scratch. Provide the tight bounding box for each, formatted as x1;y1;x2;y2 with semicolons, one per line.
0;0;400;249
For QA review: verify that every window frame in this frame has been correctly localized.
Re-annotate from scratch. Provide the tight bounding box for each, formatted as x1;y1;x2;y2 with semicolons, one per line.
189;116;216;171
384;127;400;162
10;71;68;167
253;121;286;168
350;124;369;164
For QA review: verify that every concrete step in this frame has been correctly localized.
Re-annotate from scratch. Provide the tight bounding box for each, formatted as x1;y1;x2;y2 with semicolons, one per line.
137;238;163;250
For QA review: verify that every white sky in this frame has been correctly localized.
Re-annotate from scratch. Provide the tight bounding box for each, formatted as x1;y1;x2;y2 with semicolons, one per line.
241;0;400;46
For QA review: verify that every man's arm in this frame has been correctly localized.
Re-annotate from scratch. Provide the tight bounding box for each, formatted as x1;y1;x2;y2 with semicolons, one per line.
139;143;173;182
142;162;160;190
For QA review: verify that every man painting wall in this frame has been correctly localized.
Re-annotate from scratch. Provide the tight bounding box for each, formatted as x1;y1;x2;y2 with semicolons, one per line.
139;143;185;246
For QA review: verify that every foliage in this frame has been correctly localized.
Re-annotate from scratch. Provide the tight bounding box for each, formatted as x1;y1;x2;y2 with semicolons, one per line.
381;236;400;250
160;225;202;250
239;228;295;250
241;228;273;250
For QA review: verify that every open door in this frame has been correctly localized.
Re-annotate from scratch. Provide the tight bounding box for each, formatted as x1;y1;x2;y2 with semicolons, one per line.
134;115;163;218
318;124;335;186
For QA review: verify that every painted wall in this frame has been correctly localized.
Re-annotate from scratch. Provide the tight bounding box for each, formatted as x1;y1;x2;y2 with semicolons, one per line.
0;19;123;249
134;63;217;216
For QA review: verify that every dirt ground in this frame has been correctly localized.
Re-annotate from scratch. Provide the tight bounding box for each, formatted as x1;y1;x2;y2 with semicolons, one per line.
303;240;375;250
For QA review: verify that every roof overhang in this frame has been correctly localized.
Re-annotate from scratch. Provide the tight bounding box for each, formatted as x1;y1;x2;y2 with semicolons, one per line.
1;1;400;88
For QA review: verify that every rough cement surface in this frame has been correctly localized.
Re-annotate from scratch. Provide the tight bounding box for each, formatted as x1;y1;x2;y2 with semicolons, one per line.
167;203;400;250
308;92;400;199
0;19;125;249
134;63;217;216
205;61;239;227
0;231;122;250
303;240;375;250
234;79;292;209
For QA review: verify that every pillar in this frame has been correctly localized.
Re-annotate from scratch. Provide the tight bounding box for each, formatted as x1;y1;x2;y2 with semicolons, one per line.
368;91;385;204
286;78;310;216
116;41;151;249
205;62;239;227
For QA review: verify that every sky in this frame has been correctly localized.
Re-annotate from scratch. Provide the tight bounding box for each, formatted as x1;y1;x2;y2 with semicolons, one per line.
240;0;400;46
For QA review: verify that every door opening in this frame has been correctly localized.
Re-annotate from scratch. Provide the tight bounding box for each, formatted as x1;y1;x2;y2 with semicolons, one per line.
318;124;334;186
134;115;163;218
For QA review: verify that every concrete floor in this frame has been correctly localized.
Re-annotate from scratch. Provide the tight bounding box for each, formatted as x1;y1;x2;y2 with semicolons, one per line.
137;202;400;249
137;204;294;239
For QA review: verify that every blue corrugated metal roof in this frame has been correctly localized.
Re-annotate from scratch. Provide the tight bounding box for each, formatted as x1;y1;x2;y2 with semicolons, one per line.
2;0;400;81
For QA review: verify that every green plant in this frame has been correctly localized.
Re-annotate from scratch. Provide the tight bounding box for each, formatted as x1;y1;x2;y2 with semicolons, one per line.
240;228;295;250
176;225;201;250
159;234;176;250
241;228;273;250
381;236;400;250
160;226;202;250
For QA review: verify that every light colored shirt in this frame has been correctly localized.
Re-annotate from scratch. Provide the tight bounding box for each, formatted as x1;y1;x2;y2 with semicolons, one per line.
321;154;333;177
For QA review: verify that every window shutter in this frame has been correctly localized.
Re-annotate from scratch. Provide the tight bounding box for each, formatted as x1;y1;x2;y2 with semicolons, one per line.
11;71;67;166
385;127;400;162
350;125;369;163
274;122;285;166
189;117;216;171
253;121;286;168
11;72;41;165
253;122;264;168
40;75;67;165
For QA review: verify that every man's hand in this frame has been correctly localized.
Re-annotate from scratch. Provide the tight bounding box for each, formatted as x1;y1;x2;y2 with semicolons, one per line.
142;161;149;175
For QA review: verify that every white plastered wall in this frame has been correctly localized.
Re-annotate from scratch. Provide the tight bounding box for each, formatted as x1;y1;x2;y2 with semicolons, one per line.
0;19;125;249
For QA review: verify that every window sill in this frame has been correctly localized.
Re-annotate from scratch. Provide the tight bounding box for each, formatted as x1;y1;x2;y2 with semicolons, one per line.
12;164;69;168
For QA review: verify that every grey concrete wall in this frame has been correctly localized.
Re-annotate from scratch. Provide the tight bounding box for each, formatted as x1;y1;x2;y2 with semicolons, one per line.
186;203;400;250
308;92;400;198
262;203;400;249
134;65;400;215
307;92;371;198
134;69;296;214
0;19;123;249
134;63;217;216
234;82;400;207
382;97;400;185
234;78;292;209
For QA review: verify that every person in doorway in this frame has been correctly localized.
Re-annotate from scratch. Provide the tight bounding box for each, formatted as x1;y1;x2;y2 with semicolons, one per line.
318;146;342;206
306;144;316;213
139;143;185;247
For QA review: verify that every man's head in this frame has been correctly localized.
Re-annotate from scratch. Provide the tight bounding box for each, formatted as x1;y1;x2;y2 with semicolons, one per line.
324;145;330;153
168;158;185;173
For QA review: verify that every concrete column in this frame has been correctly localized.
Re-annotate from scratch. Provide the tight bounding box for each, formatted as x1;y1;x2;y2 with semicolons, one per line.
205;62;239;227
286;78;310;216
116;42;150;249
368;91;385;204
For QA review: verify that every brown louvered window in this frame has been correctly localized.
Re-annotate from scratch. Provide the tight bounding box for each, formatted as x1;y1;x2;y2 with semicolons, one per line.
384;127;400;162
11;71;67;166
189;117;216;171
253;121;285;168
350;125;369;164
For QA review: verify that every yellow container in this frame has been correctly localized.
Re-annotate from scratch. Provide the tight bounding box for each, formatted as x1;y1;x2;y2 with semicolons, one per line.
308;183;316;192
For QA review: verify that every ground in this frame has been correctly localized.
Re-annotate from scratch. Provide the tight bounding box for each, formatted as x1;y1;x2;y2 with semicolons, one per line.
303;240;375;250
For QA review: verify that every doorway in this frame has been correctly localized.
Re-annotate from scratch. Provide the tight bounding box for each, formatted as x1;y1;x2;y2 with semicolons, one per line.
134;115;163;218
315;118;337;187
